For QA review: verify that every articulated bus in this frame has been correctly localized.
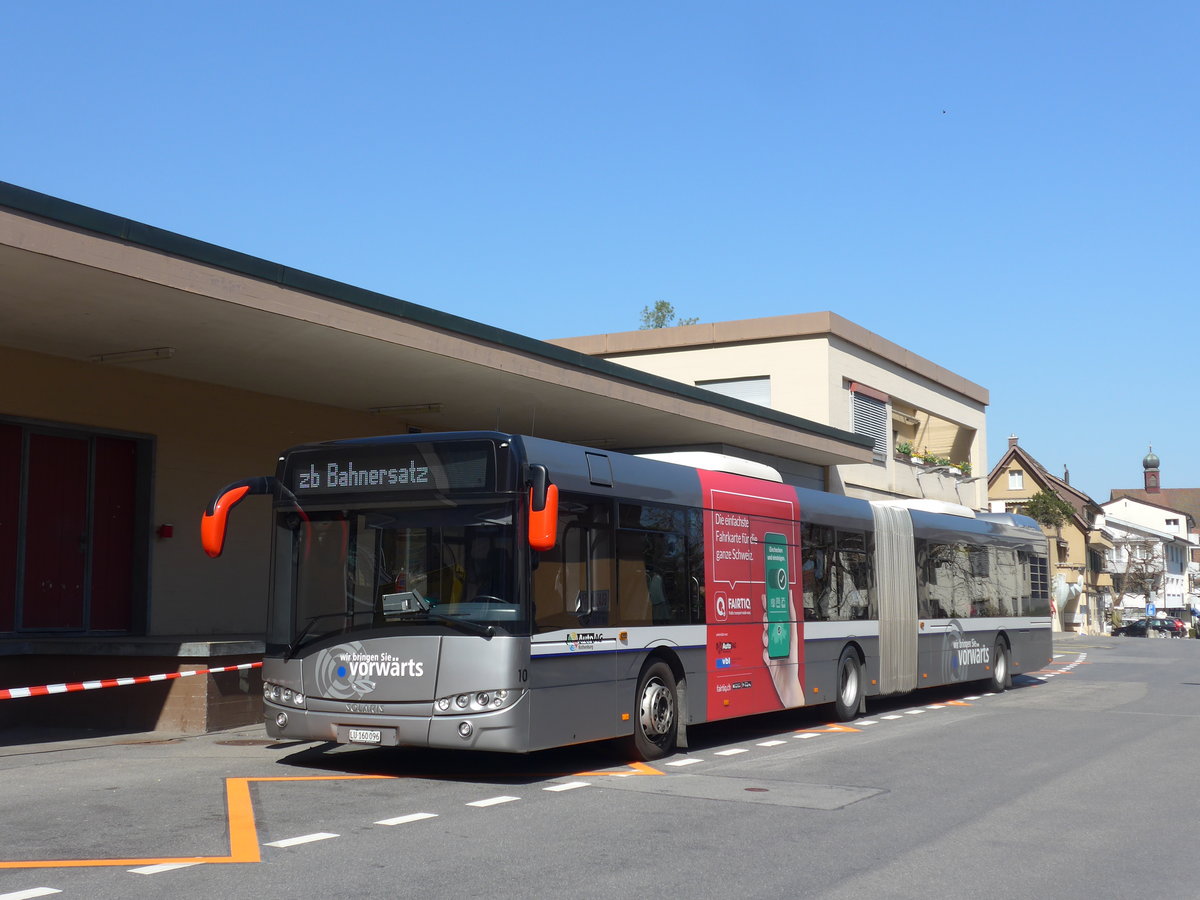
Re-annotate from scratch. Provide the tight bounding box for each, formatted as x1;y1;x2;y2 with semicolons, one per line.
202;431;1052;760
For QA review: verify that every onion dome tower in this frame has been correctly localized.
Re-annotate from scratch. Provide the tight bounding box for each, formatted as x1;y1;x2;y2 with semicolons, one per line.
1143;445;1161;493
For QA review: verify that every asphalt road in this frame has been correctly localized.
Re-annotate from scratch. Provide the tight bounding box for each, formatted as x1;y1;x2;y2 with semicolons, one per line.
1;633;1197;900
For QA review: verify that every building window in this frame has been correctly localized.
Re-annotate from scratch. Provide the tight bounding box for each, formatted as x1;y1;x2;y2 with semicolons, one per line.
695;376;771;408
1008;469;1024;491
849;384;888;462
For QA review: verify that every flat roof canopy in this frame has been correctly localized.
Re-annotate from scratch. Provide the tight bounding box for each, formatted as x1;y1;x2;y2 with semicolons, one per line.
0;182;872;468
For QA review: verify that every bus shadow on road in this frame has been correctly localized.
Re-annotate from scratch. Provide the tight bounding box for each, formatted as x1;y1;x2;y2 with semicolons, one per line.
274;738;641;784
271;677;1038;782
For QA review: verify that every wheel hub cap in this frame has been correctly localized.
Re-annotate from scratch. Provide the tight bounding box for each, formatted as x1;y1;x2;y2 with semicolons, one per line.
639;678;675;738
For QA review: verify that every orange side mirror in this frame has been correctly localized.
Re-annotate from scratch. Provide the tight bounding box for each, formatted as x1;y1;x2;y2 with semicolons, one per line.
201;484;252;558
528;483;558;551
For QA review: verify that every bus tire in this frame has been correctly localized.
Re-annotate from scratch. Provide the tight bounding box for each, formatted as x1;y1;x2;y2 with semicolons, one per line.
834;647;863;722
988;639;1009;692
628;661;678;761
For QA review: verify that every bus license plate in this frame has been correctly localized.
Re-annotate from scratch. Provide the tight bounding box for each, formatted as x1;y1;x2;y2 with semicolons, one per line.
348;728;382;745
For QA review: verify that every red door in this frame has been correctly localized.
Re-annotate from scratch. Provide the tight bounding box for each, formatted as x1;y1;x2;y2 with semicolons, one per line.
0;424;19;632
90;436;137;630
22;433;89;629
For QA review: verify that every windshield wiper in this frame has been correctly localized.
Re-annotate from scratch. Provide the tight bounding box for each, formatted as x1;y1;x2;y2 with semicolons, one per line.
380;589;495;638
285;611;367;659
387;608;495;638
426;611;495;638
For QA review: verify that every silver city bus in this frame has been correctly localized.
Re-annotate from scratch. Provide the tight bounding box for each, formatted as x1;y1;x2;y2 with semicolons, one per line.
202;431;1052;760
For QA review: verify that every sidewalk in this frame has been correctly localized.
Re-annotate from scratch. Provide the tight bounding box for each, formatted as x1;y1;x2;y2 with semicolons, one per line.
0;721;271;757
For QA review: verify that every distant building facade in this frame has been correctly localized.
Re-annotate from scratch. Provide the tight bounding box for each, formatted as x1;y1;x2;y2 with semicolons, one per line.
986;435;1112;634
551;313;990;508
1106;449;1200;622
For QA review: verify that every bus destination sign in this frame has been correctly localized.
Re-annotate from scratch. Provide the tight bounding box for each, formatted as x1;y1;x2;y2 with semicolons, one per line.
288;443;493;496
296;459;431;491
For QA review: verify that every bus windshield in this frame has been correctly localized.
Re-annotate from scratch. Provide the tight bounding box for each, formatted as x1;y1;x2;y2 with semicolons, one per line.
273;500;520;654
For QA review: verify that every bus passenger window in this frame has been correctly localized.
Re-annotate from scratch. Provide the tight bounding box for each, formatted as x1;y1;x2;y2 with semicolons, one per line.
993;549;1019;616
914;539;935;618
615;502;690;626
802;524;833;621
924;544;960;618
835;530;874;620
967;546;998;617
686;508;705;623
1024;552;1050;616
616;530;688;626
533;497;612;632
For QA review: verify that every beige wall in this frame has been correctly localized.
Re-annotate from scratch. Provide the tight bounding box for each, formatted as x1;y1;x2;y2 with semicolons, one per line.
1;345;397;636
600;338;835;424
584;331;987;507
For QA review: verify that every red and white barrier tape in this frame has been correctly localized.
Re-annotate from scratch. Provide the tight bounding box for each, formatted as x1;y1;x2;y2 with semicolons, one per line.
0;661;263;700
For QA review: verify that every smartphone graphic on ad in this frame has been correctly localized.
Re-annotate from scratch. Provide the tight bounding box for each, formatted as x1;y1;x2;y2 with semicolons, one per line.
764;532;791;659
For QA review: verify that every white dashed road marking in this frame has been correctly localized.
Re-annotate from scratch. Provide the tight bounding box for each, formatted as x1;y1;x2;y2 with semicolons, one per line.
375;812;439;826
128;862;204;875
265;832;339;848
467;795;520;808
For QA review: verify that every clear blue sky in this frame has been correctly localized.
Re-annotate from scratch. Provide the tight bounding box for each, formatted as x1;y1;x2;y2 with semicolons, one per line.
3;2;1196;502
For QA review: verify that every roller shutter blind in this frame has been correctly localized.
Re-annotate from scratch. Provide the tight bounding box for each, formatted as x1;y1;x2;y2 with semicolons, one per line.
696;376;771;408
851;390;888;460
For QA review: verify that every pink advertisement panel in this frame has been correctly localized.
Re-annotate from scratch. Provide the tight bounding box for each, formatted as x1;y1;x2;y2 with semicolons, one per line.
699;470;804;720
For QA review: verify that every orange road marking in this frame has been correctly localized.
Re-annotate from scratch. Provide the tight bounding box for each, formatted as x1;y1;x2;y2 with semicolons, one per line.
795;724;861;734
575;760;664;776
0;774;393;870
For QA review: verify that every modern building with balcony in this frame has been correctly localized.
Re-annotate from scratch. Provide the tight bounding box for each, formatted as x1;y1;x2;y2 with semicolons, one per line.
550;312;989;508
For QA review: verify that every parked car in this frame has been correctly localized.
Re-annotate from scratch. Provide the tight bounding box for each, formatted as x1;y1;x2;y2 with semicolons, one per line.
1113;618;1177;637
1113;620;1146;636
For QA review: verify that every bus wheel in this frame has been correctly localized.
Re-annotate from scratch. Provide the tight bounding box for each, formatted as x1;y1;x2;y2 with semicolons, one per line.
834;648;862;722
988;639;1009;692
629;661;678;761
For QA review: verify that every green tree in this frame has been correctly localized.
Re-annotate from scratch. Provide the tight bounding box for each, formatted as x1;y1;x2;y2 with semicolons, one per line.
1021;490;1075;528
639;300;699;329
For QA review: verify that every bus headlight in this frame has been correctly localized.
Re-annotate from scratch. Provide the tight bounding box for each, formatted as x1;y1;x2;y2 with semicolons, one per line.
434;688;523;715
263;681;307;709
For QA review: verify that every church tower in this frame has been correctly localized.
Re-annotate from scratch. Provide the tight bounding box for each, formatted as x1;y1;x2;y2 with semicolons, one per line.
1143;445;1161;493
